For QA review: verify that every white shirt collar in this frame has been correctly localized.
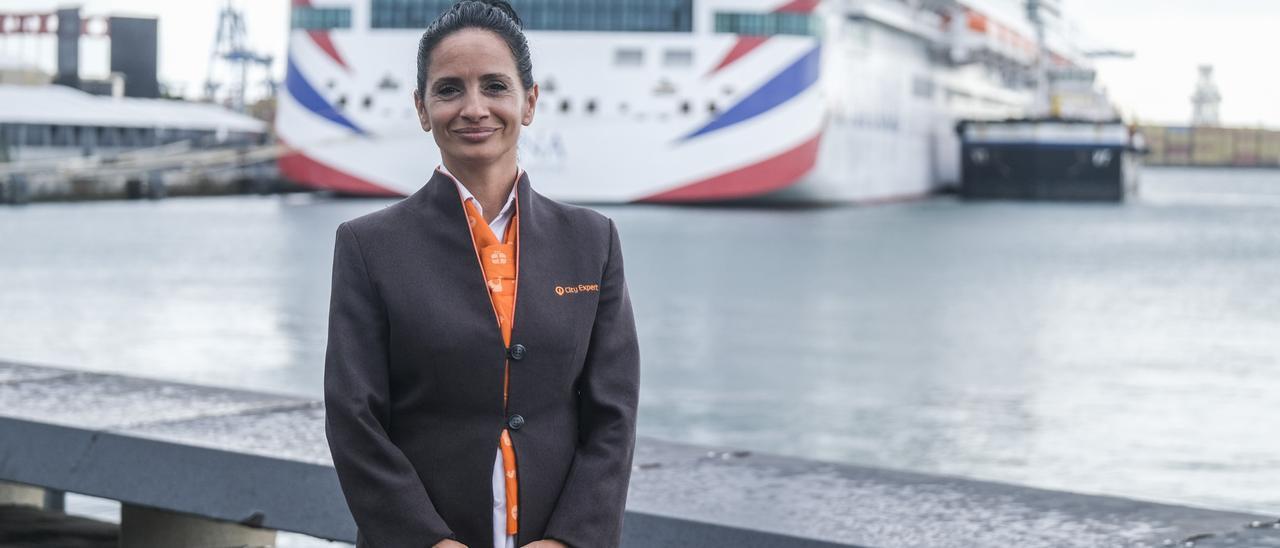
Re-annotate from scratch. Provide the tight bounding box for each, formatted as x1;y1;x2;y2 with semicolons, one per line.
437;164;519;221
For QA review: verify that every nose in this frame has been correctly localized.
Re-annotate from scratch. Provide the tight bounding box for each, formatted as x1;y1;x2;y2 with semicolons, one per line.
460;88;488;122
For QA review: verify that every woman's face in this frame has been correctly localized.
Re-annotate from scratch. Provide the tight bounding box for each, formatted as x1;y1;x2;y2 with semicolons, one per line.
414;28;538;169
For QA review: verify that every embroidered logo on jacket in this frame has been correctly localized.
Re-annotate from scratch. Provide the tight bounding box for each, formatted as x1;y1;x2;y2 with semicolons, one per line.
555;284;600;296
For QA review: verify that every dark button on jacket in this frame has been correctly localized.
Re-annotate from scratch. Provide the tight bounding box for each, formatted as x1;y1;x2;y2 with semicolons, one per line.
324;171;640;548
507;343;527;361
507;414;526;431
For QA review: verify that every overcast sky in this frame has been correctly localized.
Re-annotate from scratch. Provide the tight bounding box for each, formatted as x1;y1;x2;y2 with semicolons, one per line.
1;0;1277;127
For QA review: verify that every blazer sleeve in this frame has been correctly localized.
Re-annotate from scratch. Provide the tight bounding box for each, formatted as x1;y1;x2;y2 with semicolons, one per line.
324;222;456;548
543;218;641;548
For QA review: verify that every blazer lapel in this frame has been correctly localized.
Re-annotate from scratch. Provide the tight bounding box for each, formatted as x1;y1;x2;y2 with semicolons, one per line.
407;170;508;345
407;170;555;351
510;172;556;351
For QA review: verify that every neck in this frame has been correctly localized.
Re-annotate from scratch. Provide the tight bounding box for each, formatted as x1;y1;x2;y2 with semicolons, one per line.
444;156;518;224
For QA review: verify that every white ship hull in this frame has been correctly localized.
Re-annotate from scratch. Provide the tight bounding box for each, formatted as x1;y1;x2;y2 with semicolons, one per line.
278;0;1050;203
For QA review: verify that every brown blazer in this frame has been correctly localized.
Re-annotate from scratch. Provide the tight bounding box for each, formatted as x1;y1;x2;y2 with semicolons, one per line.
324;171;640;548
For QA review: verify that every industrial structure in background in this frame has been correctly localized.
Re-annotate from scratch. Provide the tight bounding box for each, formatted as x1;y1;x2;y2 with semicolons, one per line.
1141;65;1280;168
0;7;279;205
0;8;159;98
204;1;276;114
1191;64;1221;127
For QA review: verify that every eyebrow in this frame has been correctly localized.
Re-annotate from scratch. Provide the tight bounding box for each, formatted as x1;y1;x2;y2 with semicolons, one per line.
432;73;513;87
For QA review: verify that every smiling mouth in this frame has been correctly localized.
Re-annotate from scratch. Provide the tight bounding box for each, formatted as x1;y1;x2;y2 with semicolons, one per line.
454;127;499;142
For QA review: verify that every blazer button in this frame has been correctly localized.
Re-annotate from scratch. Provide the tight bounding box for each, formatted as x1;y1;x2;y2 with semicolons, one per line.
507;344;527;361
507;414;525;431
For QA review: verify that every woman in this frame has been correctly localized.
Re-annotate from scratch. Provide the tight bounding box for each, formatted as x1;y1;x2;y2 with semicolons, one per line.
323;2;641;548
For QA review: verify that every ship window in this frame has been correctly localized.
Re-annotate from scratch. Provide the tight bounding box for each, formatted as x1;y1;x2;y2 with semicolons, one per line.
370;0;693;32
98;127;119;147
0;124;14;150
363;96;374;109
680;101;691;115
25;124;50;147
76;126;94;148
663;49;693;67
586;100;597;114
714;12;819;36
291;6;352;30
614;48;643;67
560;99;570;113
52;125;74;147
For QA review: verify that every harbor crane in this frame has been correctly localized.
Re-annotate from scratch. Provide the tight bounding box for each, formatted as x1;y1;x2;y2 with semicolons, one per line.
204;1;274;113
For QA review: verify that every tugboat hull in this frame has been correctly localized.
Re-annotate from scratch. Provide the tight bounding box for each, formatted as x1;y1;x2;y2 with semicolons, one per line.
959;120;1139;202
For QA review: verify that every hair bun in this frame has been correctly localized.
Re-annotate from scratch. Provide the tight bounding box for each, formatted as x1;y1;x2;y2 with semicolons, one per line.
470;0;523;29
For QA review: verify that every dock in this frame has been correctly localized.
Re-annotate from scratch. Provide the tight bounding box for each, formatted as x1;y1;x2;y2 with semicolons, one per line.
1;360;1277;547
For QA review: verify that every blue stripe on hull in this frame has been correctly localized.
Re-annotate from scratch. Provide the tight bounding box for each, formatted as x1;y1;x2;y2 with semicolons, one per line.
285;57;365;135
683;45;821;141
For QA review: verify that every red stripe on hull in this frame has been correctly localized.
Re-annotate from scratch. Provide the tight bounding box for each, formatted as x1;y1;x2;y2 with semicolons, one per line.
774;0;821;13
307;30;349;70
293;0;349;69
636;133;823;203
708;36;769;75
707;0;817;75
278;142;402;197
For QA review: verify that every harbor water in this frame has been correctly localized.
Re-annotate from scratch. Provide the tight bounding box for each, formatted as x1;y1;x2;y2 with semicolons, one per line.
1;167;1278;528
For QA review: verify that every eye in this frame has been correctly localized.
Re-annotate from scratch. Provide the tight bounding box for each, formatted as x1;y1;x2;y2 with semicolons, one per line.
485;81;509;94
434;85;460;97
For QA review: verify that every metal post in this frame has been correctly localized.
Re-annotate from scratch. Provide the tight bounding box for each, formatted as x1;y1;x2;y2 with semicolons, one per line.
43;489;66;512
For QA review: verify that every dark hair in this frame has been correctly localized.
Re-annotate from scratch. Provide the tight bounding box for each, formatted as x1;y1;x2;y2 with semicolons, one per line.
415;0;534;96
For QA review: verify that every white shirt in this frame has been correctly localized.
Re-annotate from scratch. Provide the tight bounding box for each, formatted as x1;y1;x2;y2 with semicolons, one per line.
442;164;519;240
438;165;518;548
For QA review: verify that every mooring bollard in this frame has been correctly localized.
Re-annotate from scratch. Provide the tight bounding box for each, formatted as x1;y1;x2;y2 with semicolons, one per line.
3;175;31;205
146;171;167;200
125;178;144;200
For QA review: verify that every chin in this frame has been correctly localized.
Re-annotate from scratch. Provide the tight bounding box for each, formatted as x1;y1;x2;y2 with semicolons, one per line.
446;143;514;166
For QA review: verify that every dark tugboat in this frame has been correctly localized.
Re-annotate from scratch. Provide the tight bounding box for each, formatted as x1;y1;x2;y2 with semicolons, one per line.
958;0;1141;202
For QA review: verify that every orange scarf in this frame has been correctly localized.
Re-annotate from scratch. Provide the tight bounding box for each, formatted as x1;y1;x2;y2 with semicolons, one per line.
462;197;520;536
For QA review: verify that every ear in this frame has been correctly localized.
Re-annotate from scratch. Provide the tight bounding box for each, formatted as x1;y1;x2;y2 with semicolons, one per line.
522;82;539;126
412;89;431;132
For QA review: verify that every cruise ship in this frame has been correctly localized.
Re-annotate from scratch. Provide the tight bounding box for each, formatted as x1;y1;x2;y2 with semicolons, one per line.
277;0;1099;203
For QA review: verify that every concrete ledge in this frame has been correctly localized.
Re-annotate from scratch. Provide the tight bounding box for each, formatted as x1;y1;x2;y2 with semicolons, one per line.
1;360;1277;547
0;482;45;508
